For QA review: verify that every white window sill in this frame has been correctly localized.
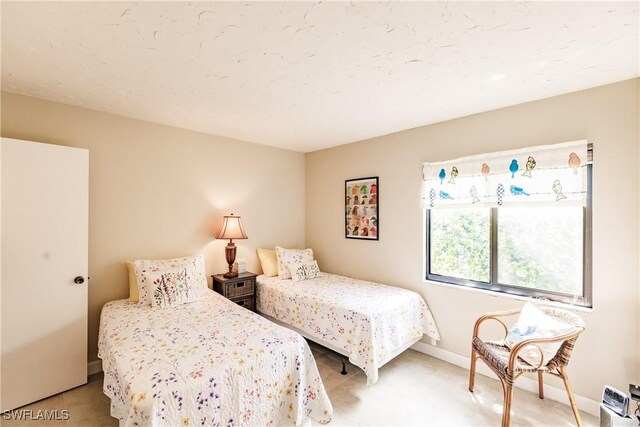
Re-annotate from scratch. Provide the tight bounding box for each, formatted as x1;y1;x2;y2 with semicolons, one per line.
422;278;594;313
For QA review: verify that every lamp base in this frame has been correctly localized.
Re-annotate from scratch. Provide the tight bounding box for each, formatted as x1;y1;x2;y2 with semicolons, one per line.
224;241;238;278
223;270;238;279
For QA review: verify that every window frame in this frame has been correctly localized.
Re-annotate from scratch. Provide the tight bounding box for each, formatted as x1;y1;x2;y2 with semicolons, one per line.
425;165;592;308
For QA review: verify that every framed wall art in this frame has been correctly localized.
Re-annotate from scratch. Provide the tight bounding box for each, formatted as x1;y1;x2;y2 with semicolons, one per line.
345;176;378;240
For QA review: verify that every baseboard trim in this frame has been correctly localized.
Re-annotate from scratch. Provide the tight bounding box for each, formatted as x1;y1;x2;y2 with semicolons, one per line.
411;341;600;417
87;360;102;376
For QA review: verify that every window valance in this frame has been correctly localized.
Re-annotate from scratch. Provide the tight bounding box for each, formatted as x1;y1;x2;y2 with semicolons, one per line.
422;140;589;209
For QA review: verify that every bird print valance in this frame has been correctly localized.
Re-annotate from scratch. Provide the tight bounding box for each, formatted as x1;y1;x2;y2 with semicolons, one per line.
422;140;589;209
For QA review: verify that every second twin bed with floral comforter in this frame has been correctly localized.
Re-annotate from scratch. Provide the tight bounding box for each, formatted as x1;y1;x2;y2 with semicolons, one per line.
256;272;441;385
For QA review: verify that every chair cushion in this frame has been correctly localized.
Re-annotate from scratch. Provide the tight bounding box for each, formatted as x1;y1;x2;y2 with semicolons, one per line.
505;302;575;367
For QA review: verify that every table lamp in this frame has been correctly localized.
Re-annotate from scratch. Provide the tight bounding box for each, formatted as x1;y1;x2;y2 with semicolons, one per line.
216;213;248;278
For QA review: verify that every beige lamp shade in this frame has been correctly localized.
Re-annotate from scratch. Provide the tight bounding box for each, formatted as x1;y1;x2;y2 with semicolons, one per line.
216;213;248;240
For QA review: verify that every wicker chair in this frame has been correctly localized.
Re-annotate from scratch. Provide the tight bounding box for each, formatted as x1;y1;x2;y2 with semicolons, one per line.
468;306;585;427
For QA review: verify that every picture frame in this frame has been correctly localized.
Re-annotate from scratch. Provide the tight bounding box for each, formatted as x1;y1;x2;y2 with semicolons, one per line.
345;176;378;240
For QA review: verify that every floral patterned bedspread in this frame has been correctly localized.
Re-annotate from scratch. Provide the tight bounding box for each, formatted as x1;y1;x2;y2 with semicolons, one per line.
256;273;440;385
98;291;332;427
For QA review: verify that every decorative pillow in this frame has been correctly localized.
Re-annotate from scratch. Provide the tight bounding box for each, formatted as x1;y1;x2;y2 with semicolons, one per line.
287;260;320;282
275;246;314;279
126;261;139;302
505;302;575;367
133;255;208;305
144;267;202;309
256;248;278;277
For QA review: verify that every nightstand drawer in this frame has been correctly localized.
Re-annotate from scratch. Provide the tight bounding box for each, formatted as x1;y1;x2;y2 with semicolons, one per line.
226;279;254;298
232;296;255;311
212;272;257;313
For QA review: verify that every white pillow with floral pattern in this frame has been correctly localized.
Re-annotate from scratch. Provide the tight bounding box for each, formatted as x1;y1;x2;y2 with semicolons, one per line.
275;246;314;279
133;255;207;305
287;260;320;282
144;267;203;309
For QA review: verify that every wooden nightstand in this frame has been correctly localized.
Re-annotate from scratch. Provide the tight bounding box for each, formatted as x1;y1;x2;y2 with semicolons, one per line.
211;272;257;312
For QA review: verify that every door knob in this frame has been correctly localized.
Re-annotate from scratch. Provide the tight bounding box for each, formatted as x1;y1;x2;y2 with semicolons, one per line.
74;276;85;284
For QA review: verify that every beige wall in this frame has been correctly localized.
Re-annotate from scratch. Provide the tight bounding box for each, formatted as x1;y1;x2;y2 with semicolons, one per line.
306;78;640;402
0;92;306;363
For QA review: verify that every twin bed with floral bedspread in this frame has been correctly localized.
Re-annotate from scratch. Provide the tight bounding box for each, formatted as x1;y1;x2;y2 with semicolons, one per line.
98;291;332;427
256;272;441;385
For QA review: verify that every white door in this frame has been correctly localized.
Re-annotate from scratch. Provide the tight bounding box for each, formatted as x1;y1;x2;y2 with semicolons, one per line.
1;138;89;412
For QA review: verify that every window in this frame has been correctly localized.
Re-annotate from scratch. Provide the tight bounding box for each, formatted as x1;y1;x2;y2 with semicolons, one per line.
426;199;591;306
423;141;592;307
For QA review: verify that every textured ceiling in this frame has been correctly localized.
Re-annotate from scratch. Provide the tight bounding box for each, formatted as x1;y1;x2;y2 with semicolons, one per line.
2;1;639;152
